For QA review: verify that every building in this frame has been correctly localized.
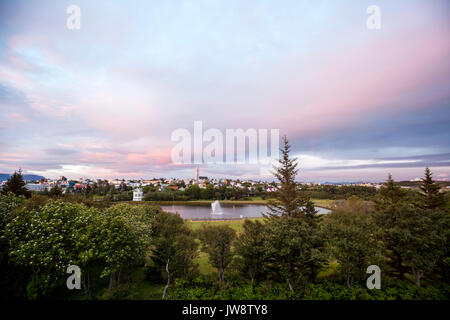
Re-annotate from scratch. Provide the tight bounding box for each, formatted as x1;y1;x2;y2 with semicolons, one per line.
25;183;49;192
133;188;143;201
194;166;199;184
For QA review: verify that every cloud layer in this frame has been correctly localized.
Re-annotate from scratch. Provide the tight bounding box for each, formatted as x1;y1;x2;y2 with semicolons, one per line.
0;0;449;181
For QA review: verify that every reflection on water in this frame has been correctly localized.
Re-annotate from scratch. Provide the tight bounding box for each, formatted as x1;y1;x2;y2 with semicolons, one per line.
160;204;331;220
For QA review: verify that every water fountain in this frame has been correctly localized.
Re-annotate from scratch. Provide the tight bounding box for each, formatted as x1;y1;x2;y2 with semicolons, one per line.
211;200;223;215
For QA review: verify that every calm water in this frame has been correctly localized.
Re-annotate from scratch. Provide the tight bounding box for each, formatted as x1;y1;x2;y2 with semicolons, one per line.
160;203;331;220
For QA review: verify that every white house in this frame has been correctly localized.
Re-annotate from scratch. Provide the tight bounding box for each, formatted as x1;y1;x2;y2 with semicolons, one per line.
133;188;143;201
25;183;49;192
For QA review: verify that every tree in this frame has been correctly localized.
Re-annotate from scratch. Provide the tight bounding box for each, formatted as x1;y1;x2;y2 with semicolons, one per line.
374;174;446;286
234;220;267;285
198;225;236;283
6;200;99;298
266;136;316;218
322;196;383;288
1;170;30;198
150;211;198;299
400;208;443;287
100;204;156;293
373;174;409;279
263;136;325;292
48;185;63;198
265;216;325;292
416;168;449;283
0;193;26;298
185;184;201;200
419;167;445;210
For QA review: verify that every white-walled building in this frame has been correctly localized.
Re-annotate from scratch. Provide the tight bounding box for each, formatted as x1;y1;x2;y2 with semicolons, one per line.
25;183;49;192
133;188;143;201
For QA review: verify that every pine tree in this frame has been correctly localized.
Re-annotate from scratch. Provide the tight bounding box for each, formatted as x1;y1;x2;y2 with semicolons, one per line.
373;174;408;279
379;174;406;203
1;169;30;198
419;167;444;209
266;136;317;218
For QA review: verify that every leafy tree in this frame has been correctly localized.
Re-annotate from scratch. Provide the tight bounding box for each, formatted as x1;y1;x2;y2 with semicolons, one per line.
6;200;99;298
1;170;30;198
198;225;236;283
100;204;156;292
0;193;26;298
48;185;63;198
24;193;48;212
322;196;384;287
150;211;198;299
234;220;267;285
185;184;201;200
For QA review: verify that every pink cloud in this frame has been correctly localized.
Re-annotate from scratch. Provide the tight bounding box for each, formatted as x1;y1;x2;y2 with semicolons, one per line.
9;113;30;123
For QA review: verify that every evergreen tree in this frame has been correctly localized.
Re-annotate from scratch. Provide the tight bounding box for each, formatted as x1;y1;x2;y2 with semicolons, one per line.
419;167;445;209
234;220;267;285
1;169;30;198
265;215;326;292
373;174;409;279
322;196;384;288
266;136;317;218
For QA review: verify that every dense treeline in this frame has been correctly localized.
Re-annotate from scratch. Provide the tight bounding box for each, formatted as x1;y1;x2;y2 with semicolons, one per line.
0;141;449;300
304;184;379;200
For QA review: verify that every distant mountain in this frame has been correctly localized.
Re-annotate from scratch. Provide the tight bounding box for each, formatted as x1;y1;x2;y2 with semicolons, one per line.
0;173;45;182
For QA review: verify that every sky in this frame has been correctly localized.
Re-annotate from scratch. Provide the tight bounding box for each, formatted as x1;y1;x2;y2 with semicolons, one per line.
0;0;449;182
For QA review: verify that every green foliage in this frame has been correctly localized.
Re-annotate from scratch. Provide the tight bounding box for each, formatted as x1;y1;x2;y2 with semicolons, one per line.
373;174;410;279
0;193;27;298
150;211;199;298
4;199;157;299
6;201;100;297
1;163;449;300
419;167;445;209
234;220;267;283
264;215;326;292
101;283;137;300
166;278;450;300
267;136;316;217
198;225;236;283
322;196;384;287
47;185;63;198
374;172;448;287
1;170;30;198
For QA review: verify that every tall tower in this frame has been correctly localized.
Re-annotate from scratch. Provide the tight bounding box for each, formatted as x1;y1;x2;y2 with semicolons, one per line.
194;166;199;184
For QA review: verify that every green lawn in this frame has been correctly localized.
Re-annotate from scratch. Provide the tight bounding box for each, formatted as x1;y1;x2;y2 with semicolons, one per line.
186;218;261;233
133;267;165;300
186;218;261;276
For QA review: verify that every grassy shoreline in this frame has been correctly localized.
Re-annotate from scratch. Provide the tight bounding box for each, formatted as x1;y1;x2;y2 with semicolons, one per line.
140;199;334;209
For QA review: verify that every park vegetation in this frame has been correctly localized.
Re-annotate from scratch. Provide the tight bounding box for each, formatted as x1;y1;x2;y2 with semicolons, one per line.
0;137;448;300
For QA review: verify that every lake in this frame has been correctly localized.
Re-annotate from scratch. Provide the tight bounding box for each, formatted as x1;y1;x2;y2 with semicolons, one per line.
160;203;331;220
